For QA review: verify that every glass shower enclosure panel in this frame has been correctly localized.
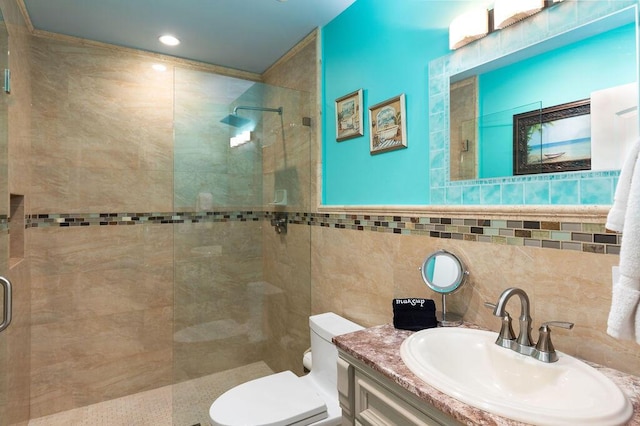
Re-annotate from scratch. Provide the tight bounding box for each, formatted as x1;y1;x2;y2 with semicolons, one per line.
0;10;9;426
172;67;311;425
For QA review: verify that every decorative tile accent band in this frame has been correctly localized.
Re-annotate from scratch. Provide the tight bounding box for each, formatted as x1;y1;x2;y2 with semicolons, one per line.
28;211;620;256
27;211;263;227
298;213;620;256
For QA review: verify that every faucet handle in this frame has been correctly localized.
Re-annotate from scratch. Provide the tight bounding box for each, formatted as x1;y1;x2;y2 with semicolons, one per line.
484;302;515;348
532;321;575;363
541;321;574;330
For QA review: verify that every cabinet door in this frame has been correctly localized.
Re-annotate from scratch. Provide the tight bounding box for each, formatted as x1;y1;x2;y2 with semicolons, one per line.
354;373;441;426
338;356;356;423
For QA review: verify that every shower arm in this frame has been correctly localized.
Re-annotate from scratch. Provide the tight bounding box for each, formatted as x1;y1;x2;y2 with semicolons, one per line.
233;106;283;116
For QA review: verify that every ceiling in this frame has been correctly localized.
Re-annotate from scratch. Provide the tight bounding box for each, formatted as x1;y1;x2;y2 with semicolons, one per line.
21;0;356;74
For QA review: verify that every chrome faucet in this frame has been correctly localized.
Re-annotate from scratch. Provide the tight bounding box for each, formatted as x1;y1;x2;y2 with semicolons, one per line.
492;287;534;356
487;287;574;363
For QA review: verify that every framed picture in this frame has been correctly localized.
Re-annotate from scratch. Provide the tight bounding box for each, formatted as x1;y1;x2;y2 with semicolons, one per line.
513;99;591;175
335;89;363;141
369;94;407;154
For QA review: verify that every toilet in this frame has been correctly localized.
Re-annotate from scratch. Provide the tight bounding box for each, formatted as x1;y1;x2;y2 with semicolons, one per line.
209;312;364;426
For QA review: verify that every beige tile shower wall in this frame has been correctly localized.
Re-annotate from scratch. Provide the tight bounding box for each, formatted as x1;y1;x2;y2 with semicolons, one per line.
311;226;640;376
262;32;318;213
262;223;312;375
29;36;174;215
261;34;317;373
261;86;312;211
28;34;176;418
173;67;260;211
173;221;266;383
29;225;174;418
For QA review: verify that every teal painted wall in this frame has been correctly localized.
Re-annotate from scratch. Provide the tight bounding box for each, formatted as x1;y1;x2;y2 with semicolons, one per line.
323;0;637;206
478;24;637;178
322;0;475;205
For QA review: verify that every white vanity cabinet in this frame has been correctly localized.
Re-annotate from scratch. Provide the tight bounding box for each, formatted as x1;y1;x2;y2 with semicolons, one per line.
337;351;462;426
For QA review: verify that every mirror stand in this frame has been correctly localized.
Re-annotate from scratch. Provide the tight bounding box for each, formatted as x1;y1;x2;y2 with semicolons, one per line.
439;293;463;327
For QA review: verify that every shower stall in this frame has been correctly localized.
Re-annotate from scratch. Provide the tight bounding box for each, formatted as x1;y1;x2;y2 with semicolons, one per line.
1;28;314;421
171;67;312;424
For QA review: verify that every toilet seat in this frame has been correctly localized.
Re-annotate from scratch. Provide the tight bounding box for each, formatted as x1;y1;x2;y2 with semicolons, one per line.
209;371;329;426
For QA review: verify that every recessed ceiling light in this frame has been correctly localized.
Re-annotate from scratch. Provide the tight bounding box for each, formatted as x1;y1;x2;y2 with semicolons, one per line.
152;64;167;72
159;35;180;46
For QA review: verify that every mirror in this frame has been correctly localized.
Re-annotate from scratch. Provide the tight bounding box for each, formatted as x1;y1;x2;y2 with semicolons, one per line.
420;250;468;326
450;8;637;181
421;249;466;293
428;2;639;206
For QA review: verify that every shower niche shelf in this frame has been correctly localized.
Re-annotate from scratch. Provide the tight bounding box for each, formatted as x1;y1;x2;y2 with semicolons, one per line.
9;193;24;268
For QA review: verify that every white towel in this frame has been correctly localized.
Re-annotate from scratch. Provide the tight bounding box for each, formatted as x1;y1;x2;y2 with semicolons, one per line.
607;139;640;342
607;275;640;340
606;140;640;232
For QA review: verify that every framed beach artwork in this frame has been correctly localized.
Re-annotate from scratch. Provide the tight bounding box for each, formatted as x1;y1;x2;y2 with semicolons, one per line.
335;89;363;141
369;94;407;154
513;99;591;175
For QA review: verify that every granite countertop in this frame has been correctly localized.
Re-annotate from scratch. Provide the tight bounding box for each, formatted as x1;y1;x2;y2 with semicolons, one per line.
333;323;640;426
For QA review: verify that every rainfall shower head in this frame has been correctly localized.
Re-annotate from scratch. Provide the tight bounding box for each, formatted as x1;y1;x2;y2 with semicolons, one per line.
220;105;283;128
220;113;252;128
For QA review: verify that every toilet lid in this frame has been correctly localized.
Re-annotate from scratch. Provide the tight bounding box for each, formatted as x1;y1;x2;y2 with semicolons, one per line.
209;371;328;426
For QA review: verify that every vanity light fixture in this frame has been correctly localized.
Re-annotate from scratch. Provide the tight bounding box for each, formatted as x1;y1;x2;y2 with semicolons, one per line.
493;0;545;30
159;35;180;46
449;7;489;50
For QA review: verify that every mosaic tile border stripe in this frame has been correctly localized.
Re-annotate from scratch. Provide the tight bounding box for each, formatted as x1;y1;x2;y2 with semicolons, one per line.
298;213;620;255
27;212;262;227
28;211;620;256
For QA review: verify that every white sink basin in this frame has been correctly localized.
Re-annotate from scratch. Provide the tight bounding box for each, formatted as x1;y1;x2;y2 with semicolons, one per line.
400;327;633;425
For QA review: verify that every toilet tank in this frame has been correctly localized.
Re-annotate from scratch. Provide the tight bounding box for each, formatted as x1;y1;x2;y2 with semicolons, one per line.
309;313;363;389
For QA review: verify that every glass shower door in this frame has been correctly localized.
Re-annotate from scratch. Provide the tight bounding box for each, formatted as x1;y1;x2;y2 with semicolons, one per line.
172;67;312;425
0;10;10;426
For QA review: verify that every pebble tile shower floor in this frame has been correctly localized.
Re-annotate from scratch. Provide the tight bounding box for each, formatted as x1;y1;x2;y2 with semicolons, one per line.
28;362;273;426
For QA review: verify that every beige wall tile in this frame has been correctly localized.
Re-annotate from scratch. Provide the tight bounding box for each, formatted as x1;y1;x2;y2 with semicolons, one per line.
172;220;266;381
30;37;174;214
311;227;395;327
262;34;317;213
311;227;640;376
30;225;174;416
261;37;317;374
263;223;311;375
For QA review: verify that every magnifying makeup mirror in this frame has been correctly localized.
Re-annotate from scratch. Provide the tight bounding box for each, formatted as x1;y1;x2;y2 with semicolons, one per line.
419;249;469;326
